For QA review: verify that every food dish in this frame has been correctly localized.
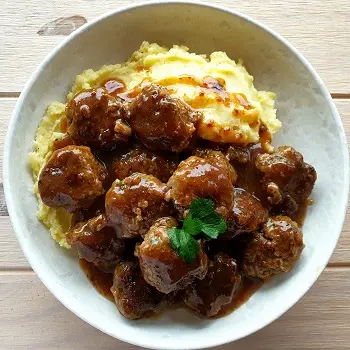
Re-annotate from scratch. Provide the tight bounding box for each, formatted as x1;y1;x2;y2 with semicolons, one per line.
29;42;280;248
30;42;316;320
4;2;349;349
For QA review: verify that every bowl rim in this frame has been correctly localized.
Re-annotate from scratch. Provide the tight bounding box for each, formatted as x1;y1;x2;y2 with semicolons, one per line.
3;1;350;349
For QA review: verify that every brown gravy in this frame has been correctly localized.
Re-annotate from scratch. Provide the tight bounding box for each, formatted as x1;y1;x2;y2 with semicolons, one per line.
80;259;114;301
103;79;126;96
52;134;75;151
104;76;253;113
80;259;264;318
214;277;263;319
79;140;309;317
63;79;312;319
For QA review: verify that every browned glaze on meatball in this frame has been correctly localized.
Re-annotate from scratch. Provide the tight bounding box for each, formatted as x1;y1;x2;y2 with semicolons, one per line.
105;173;173;238
38;146;107;212
66;88;130;148
137;217;208;294
255;146;317;216
224;188;268;238
183;253;242;318
129;84;200;152
166;151;236;219
111;260;174;320
52;133;75;151
66;214;125;273
112;144;178;183
226;145;250;164
242;216;304;280
193;148;237;183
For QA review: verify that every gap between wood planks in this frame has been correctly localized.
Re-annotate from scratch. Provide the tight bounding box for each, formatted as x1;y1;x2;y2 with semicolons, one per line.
2;92;350;99
0;269;35;275
0;92;20;98
332;93;350;99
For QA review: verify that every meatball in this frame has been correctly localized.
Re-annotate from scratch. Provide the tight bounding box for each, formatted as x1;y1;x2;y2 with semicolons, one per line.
224;188;268;238
129;84;200;152
255;146;317;215
66;214;125;273
195;149;237;184
111;261;173;319
112;144;178;183
205;234;253;263
166;152;236;218
226;145;250;165
137;217;208;294
242;216;304;280
105;173;173;238
66;88;130;148
38;146;107;212
183;253;242;318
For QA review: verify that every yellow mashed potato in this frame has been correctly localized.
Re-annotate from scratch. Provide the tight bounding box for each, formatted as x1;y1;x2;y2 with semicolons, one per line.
29;42;281;248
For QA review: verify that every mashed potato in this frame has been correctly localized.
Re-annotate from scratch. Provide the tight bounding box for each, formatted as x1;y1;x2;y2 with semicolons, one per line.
29;102;72;247
30;42;280;247
69;42;280;144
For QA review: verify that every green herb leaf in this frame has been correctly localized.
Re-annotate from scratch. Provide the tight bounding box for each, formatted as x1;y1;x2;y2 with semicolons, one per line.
167;198;227;264
187;198;227;239
189;198;215;220
167;228;200;264
167;228;183;250
183;214;202;236
201;212;227;239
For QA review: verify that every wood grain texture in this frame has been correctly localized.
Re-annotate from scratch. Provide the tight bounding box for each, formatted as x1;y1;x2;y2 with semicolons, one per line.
1;269;350;349
37;16;87;36
1;2;350;345
0;99;14;183
0;217;28;269
1;0;350;93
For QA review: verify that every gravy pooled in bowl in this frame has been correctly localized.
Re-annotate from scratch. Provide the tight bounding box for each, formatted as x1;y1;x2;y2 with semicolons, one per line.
29;42;316;320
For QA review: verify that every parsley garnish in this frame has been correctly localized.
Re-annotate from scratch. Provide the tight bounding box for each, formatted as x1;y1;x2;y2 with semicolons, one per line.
167;228;200;264
167;198;227;264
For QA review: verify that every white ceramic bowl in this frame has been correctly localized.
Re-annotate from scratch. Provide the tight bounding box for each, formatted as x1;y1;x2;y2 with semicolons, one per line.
4;1;349;349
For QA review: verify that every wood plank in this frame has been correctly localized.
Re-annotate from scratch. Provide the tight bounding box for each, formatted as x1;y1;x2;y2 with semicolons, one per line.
332;202;350;265
0;268;349;349
331;100;350;264
0;99;14;183
1;204;349;269
0;98;349;267
1;0;350;93
1;98;349;181
0;217;29;268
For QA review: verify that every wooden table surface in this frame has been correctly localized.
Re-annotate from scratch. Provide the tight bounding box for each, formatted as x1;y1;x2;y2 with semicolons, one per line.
1;0;350;349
